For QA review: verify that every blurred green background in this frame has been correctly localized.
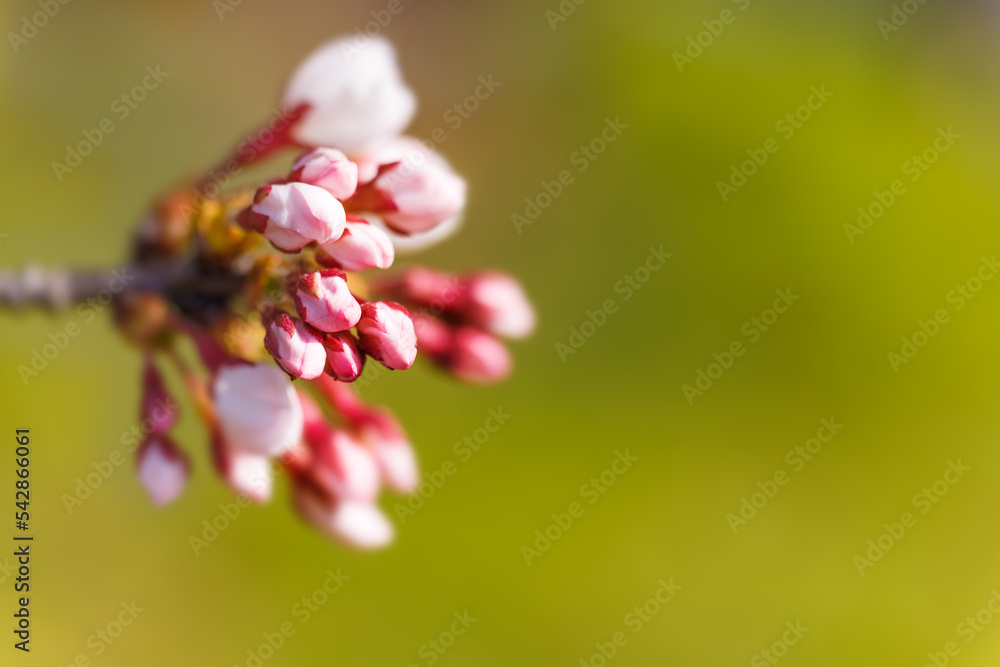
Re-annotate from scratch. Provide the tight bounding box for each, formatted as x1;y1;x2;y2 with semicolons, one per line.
3;0;1000;665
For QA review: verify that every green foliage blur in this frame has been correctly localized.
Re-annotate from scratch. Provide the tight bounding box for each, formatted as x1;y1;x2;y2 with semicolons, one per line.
3;0;1000;664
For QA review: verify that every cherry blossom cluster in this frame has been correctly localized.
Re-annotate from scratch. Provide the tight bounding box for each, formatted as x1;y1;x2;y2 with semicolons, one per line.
126;36;534;549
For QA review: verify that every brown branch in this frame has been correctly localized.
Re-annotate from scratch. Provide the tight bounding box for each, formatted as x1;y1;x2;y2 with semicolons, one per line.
0;261;245;312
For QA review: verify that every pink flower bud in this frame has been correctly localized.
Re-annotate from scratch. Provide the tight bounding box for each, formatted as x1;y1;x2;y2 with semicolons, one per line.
449;327;511;384
312;430;381;502
240;183;346;252
136;436;190;507
410;312;453;363
140;357;178;436
322;331;366;382
355;302;417;370
293;485;394;549
349;137;466;234
282;37;416;154
213;437;273;503
374;267;459;306
293;270;362;333
459;273;535;339
355;411;418;494
264;312;328;379
289;148;359;200
315;216;395;272
214;364;304;456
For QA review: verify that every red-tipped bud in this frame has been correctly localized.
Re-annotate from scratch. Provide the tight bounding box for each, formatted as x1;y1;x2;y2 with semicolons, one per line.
315;216;395;272
322;331;366;382
349;137;466;234
264;312;327;380
355;302;417;370
289;148;359;200
294;270;362;333
239;182;346;253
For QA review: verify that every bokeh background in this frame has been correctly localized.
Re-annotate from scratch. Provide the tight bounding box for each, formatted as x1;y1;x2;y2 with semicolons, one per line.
3;0;1000;664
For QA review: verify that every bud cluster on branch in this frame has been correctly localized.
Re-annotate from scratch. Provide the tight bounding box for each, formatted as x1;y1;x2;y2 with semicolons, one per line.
11;36;534;550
